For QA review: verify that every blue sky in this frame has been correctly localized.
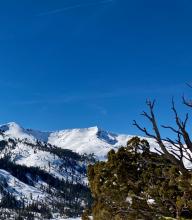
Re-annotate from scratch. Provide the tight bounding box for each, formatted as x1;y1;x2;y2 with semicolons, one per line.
0;0;192;136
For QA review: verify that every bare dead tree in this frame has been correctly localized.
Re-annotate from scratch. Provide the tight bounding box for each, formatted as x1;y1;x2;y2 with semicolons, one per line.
182;83;192;107
133;99;191;175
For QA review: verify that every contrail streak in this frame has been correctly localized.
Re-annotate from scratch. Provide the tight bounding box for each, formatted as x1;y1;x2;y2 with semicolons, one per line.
37;0;113;16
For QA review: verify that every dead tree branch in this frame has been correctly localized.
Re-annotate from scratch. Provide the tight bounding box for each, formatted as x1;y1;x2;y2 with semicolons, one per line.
133;99;188;174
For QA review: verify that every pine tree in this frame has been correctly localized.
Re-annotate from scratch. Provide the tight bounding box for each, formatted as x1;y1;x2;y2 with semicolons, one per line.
87;137;192;220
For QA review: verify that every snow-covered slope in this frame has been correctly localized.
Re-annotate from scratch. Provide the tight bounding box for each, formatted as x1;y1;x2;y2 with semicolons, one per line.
0;169;48;203
48;126;130;159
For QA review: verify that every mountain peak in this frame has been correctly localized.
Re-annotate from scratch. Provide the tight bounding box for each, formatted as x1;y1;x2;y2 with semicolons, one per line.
0;122;36;142
0;122;23;132
88;126;100;133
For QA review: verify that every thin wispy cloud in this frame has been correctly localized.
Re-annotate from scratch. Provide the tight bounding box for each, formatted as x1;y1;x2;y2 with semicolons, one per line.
37;0;113;17
11;84;186;107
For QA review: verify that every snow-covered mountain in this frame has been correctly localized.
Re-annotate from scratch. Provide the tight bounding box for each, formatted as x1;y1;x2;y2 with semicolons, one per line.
0;122;161;219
